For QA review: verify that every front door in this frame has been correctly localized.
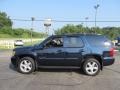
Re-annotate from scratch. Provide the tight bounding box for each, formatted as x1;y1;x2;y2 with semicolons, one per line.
37;36;65;66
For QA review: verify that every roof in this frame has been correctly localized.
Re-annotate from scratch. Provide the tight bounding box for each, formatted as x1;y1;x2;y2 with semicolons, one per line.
51;33;103;37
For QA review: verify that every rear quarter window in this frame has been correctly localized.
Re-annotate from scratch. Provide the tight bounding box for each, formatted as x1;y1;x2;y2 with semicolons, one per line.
85;35;112;47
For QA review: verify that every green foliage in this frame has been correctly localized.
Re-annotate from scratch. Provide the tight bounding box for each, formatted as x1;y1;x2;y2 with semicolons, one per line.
0;12;12;28
55;24;84;35
0;27;47;38
0;11;46;38
55;24;120;40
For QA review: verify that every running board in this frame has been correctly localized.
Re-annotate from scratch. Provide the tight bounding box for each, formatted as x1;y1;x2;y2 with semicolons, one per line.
38;66;81;69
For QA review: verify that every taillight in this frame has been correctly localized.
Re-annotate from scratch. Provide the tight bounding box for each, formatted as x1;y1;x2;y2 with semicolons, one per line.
110;48;115;57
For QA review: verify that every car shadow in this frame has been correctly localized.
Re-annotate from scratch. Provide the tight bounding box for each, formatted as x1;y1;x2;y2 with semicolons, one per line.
9;64;85;75
37;68;85;75
9;63;17;72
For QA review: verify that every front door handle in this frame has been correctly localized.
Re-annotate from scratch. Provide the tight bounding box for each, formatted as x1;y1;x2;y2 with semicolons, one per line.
57;50;62;53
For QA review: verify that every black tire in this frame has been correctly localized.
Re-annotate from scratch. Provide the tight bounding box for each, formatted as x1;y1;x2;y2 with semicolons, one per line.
82;58;101;76
17;57;35;74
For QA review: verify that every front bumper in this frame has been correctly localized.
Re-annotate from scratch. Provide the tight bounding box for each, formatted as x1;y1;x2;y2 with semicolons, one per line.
11;56;19;67
103;57;115;66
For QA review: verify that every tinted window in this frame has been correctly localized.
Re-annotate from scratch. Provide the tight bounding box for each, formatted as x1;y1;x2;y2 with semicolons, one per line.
64;36;84;47
85;35;111;46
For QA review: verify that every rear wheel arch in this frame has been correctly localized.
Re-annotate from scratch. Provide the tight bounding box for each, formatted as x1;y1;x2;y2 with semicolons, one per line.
82;54;103;70
82;58;101;76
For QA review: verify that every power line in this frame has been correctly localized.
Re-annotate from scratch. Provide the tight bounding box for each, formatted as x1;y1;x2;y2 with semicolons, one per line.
53;20;120;22
11;18;120;22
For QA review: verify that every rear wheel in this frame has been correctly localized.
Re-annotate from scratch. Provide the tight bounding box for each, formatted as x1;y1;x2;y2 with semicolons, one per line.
18;57;35;74
83;58;101;76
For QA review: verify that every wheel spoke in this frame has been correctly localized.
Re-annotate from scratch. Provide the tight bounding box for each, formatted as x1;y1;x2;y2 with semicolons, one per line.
92;62;96;67
88;63;92;67
86;67;91;71
27;66;32;70
24;60;28;65
93;66;98;70
24;67;28;72
21;63;25;67
91;69;94;74
28;62;32;66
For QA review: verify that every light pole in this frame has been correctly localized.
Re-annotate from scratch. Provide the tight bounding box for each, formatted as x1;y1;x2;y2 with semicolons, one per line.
31;17;35;44
81;23;84;33
85;17;89;27
44;18;52;36
94;4;100;33
85;17;89;33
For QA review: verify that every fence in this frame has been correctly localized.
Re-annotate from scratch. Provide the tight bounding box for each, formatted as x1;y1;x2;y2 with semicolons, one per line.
0;38;45;49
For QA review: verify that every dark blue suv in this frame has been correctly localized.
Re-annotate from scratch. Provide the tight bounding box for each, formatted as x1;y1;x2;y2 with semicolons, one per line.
11;34;115;76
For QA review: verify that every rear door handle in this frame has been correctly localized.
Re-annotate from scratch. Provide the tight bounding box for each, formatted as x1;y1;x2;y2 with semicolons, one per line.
57;50;62;53
79;49;84;52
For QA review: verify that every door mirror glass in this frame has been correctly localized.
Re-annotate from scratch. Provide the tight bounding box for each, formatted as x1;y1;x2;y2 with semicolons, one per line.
40;45;45;49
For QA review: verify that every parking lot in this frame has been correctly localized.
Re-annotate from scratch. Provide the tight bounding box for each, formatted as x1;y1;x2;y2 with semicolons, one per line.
0;50;120;90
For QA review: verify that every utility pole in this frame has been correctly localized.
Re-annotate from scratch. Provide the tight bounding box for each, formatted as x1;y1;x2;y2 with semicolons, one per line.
81;23;84;34
85;17;89;33
31;17;35;44
94;4;100;33
85;17;89;27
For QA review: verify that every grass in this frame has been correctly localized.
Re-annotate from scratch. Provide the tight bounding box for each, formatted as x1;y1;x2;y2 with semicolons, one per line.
0;38;43;40
24;40;42;46
0;34;13;38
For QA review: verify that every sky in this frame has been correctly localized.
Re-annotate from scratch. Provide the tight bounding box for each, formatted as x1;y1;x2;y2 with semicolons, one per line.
0;0;120;33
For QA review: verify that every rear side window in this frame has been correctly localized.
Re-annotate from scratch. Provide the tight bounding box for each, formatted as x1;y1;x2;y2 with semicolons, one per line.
64;36;84;47
85;35;112;47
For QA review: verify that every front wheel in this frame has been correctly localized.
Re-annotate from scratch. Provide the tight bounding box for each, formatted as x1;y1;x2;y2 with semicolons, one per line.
18;57;35;74
83;58;101;76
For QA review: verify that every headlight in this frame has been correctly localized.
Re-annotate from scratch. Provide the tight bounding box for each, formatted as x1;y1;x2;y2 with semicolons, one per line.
12;51;15;56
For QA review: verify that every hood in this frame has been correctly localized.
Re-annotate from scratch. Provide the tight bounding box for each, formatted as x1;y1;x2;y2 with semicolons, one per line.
13;46;34;51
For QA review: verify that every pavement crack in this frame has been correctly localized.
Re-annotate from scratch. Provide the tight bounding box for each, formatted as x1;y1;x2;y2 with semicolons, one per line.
104;67;120;74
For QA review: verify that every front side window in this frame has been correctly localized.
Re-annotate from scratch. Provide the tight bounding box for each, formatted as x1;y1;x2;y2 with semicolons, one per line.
64;36;84;47
45;37;63;48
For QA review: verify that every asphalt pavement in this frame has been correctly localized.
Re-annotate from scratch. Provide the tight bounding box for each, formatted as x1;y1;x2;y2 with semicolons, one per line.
0;50;120;90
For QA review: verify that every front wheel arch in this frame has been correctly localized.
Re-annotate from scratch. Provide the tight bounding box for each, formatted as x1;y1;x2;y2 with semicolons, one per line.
17;56;35;74
18;54;38;71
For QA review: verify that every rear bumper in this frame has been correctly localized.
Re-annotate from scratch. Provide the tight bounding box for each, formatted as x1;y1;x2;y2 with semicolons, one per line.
103;57;115;66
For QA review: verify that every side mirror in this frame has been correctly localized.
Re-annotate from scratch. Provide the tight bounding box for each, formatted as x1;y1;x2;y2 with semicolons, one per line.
39;45;45;50
34;44;45;50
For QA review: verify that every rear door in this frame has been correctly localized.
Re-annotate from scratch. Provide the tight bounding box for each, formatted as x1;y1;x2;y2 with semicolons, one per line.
64;36;84;66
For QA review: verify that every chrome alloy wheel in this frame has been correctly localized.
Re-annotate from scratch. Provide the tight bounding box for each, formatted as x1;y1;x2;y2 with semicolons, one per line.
20;60;32;73
85;61;99;75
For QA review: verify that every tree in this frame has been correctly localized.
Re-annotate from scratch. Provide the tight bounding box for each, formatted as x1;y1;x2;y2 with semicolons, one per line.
55;24;84;35
55;24;120;40
0;12;12;28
